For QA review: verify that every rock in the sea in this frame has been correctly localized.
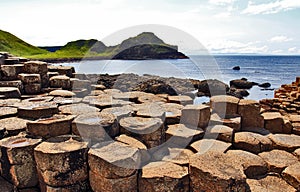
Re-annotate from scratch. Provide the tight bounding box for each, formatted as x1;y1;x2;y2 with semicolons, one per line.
282;162;300;191
233;66;240;70
139;161;189;192
258;82;271;88
189;151;248;192
258;149;298;173
197;79;229;96
230;79;254;89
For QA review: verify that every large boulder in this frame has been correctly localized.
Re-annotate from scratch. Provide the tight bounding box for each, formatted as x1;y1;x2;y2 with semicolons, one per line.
197;79;229;96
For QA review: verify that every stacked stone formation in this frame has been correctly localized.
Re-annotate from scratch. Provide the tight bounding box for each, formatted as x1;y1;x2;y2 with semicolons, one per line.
0;53;299;191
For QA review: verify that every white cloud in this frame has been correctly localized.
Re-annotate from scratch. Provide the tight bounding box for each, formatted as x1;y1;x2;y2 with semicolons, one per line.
214;12;231;18
272;49;283;54
209;0;235;5
269;35;292;43
288;47;297;52
242;0;300;15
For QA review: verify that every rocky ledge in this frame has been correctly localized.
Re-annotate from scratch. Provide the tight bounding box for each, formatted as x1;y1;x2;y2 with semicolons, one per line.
0;52;300;192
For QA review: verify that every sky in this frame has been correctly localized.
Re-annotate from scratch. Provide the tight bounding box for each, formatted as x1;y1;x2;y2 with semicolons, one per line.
1;0;300;55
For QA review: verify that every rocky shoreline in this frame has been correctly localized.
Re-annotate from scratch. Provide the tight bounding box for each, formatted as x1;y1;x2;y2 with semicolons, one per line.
0;52;300;191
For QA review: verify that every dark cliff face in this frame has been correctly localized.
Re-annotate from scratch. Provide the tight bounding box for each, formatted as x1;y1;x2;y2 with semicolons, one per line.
112;44;188;60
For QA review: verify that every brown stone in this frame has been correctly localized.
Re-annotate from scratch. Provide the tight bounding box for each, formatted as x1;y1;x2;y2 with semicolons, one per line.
91;84;106;90
226;150;268;178
293;148;300;160
49;75;71;90
137;93;167;103
24;83;41;95
39;179;90;192
47;65;74;77
160;103;183;125
87;95;132;109
27;114;75;139
181;104;210;129
282;162;300;191
210;113;241;131
234;132;272;154
166;124;204;146
262;112;284;133
101;105;133;121
167;95;193;105
210;95;240;116
0;98;21;107
0;117;29;137
242;126;271;135
0;135;42;188
152;147;194;165
1;64;24;80
0;176;14;192
238;99;264;128
49;89;76;97
0;107;17;118
139;161;189;192
24;61;48;74
189;151;248;192
0;87;21;98
258;149;298;173
17;102;58;119
190;139;231;154
34;135;88;187
205;125;234;143
0;80;23;92
247;175;296;192
132;102;165;119
120;117;164;148
53;97;82;105
72;112;118;142
59;103;99;115
268;134;300;152
18;73;41;84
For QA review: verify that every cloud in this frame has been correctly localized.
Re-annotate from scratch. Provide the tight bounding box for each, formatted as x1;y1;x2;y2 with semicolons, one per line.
242;0;300;15
209;0;235;5
272;49;283;54
288;47;297;52
269;35;292;43
207;40;268;53
214;12;231;18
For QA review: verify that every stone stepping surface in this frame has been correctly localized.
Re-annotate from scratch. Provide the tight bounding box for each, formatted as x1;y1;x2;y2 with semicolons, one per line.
0;107;17;118
0;117;29;138
282;162;300;191
268;134;300;152
59;103;99;115
17;101;59;119
0;87;21;98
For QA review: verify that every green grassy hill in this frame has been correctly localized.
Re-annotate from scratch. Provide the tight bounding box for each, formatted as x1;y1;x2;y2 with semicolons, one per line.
0;29;48;56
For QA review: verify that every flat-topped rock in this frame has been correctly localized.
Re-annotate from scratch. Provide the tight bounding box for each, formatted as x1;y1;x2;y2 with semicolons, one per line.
91;84;106;90
152;147;194;165
17;101;58;119
0;98;21;107
238;99;264;128
120;116;164;148
190;139;231;154
88;141;140;178
137;93;167;103
0;135;42;188
282;162;300;191
52;97;82;105
0;117;29;137
181;104;210;129
205;125;234;143
262;112;285;133
167;95;193;105
268;134;300;152
0;87;21;98
139;161;189;192
86;95;132;109
24;83;41;94
47;65;74;77
18;73;41;84
242;126;271;135
210;95;240;116
234;132;272;154
34;135;88;187
72;112;118;142
160;103;183;125
210;113;241;131
24;61;48;74
49;75;71;90
189;151;248;192
1;64;24;80
27;114;75;139
0;107;17;118
59;103;99;115
293;148;300;160
288;115;300;123
247;175;296;192
258;149;298;173
49;90;76;97
132;102;165;119
166;124;204;146
226;150;268;178
102;105;133;120
111;91;143;102
0;80;23;92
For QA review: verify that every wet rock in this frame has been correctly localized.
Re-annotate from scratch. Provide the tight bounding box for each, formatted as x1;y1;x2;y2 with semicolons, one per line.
88;141;140;192
34;135;88;187
59;103;100;115
247;175;296;192
259;82;271;88
262;112;285;133
167;95;193;105
49;75;71;90
17;102;58;119
0;117;29;137
160;103;183;125
210;95;240;116
268;134;300;152
0;135;42;188
190;139;231;154
120;116;164;148
210;113;241;131
166;124;204;146
181;104;210;129
1;64;24;80
18;73;41;84
282;162;300;191
233;132;272;154
197;79;229;96
238;99;264;129
258;149;298;173
226;150;268;178
0;87;21;98
49;90;76;97
205;125;234;143
27;114;75;139
139;161;189;192
0;107;17;118
230;79;254;89
189;151;248;192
